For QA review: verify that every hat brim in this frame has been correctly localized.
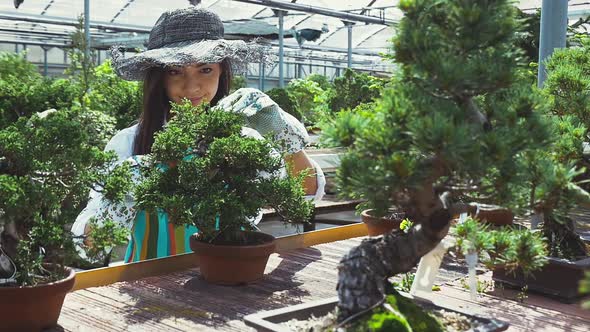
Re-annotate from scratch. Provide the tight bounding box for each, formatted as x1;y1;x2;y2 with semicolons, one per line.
110;39;275;81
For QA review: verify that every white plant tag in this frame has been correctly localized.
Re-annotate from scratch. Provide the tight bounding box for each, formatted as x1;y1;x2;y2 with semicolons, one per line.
466;251;478;301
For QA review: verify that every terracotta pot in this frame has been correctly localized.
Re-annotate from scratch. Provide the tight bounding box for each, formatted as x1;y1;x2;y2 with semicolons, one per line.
189;231;276;285
0;266;75;332
361;209;404;236
472;204;514;226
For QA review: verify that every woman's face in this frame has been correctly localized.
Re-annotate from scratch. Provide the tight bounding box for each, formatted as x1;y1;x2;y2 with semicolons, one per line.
163;63;221;106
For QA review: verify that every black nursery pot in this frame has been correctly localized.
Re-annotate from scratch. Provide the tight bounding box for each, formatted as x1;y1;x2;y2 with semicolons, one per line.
492;255;590;302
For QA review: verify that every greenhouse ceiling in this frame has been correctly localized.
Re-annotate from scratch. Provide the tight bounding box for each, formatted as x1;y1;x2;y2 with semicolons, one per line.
0;0;589;73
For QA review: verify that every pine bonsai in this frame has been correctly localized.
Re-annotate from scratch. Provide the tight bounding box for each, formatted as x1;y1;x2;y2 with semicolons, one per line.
334;0;557;323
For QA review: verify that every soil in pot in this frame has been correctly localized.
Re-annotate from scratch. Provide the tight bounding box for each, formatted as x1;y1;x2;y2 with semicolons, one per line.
361;209;405;236
248;289;507;332
0;266;75;332
189;231;276;286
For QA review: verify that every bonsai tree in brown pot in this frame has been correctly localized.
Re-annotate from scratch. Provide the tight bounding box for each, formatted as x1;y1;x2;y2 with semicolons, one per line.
330;0;558;325
0;107;130;331
131;101;313;285
485;36;590;301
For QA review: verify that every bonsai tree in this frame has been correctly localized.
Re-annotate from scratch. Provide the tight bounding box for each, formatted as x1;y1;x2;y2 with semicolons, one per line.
333;0;557;323
518;36;590;261
0;108;130;286
131;101;313;243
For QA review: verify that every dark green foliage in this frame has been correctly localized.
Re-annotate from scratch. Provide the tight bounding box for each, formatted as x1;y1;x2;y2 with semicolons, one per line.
328;68;386;113
452;217;548;276
515;9;540;63
265;87;303;121
544;41;590;134
320;103;377;148
0;109;130;285
348;290;444;332
134;101;313;243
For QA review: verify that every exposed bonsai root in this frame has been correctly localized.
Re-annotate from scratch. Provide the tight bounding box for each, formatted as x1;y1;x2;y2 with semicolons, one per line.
336;208;451;322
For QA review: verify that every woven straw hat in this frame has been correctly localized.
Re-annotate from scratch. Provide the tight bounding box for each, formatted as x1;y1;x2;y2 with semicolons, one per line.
110;7;274;81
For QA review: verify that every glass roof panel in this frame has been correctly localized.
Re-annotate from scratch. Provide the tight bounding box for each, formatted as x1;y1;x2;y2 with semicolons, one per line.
295;0;374;12
111;0;192;26
207;0;266;21
356;26;395;51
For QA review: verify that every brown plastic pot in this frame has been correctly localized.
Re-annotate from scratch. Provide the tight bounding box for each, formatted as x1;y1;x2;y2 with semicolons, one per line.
0;266;75;332
189;231;276;285
492;255;590;302
472;203;514;226
361;209;404;236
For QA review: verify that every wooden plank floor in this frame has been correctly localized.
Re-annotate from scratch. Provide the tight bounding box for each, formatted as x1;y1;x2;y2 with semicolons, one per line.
53;237;590;332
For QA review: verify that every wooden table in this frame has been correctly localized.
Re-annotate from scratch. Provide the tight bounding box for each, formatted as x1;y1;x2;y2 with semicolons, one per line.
55;237;590;332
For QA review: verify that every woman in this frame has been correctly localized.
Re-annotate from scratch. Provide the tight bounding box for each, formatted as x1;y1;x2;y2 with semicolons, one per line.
72;7;325;264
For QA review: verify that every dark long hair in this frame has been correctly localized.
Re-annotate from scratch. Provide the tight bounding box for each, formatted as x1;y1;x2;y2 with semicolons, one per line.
133;59;233;155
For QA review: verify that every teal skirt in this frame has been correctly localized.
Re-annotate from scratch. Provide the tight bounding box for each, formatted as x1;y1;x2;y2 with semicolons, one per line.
123;209;199;263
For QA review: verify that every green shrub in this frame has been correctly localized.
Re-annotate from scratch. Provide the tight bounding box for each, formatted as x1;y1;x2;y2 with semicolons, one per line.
265;87;303;121
87;60;143;130
286;78;330;126
0;52;47;128
328;68;386;113
305;73;332;91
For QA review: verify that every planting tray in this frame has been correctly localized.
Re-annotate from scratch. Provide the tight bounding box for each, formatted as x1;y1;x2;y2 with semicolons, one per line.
244;295;509;332
493;255;590;302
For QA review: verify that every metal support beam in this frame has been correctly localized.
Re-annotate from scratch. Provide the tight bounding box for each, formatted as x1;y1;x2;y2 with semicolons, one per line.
0;11;151;34
278;9;285;88
537;0;568;88
259;62;265;91
42;47;49;76
346;22;353;68
233;0;395;25
84;0;90;59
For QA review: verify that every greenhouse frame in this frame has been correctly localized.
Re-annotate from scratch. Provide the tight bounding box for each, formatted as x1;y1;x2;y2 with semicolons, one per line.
0;0;588;89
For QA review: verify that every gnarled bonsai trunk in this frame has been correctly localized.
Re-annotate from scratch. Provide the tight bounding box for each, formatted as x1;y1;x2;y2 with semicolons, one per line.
336;197;452;322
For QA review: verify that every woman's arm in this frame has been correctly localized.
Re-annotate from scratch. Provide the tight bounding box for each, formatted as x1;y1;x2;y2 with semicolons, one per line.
285;150;318;195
